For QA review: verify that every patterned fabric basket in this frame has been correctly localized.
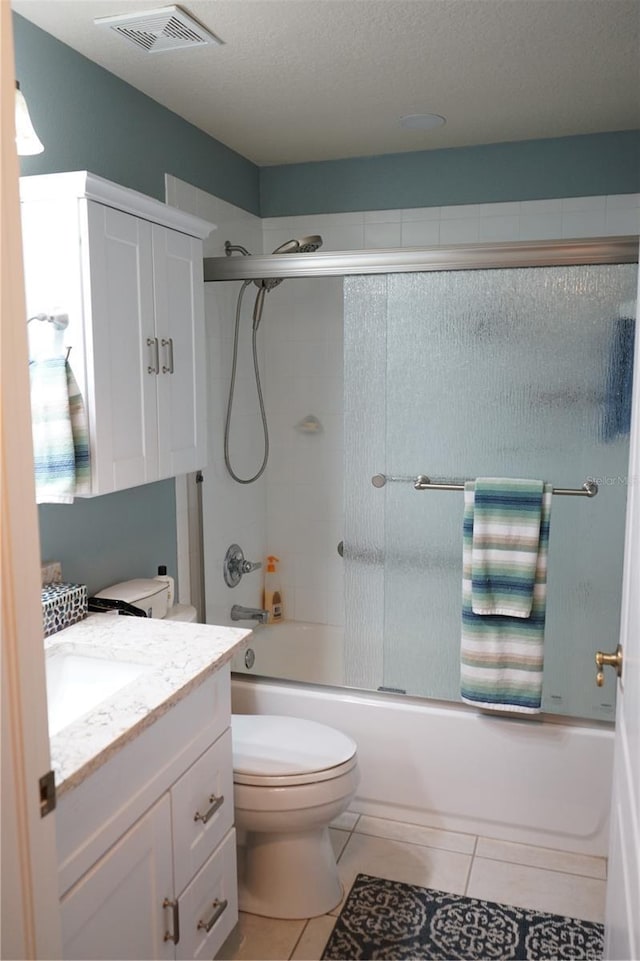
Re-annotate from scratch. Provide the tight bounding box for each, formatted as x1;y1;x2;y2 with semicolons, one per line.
41;583;88;638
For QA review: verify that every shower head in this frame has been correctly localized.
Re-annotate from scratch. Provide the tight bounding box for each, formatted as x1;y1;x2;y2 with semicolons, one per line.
272;235;323;255
254;235;324;293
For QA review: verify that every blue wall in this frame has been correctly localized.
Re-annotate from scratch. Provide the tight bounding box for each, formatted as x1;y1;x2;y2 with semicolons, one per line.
14;13;260;595
14;13;640;598
260;130;640;217
37;485;178;597
13;15;260;210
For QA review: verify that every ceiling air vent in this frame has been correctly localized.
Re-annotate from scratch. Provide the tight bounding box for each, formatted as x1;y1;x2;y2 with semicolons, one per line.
95;5;223;53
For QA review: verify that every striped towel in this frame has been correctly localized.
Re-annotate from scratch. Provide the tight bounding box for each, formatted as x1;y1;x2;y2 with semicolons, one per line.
461;481;552;713
30;358;90;503
67;364;90;497
471;477;544;617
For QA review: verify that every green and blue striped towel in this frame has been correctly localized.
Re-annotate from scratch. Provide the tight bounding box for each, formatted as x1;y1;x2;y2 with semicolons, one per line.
67;363;90;497
471;477;544;617
461;480;552;713
30;357;90;503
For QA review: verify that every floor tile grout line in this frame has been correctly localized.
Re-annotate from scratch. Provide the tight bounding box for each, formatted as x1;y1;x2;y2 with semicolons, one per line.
341;822;605;881
333;818;360;864
351;828;475;858
352;815;478;844
349;816;607;867
288;919;310;960
472;853;608;882
464;835;479;896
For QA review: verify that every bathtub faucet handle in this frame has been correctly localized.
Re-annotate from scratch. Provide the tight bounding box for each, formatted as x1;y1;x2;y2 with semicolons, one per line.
224;544;262;587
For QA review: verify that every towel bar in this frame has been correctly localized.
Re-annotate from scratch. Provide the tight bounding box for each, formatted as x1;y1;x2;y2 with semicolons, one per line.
371;474;598;497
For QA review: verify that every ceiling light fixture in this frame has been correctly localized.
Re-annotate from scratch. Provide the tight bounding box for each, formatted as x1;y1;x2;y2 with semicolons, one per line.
399;113;446;131
15;81;44;156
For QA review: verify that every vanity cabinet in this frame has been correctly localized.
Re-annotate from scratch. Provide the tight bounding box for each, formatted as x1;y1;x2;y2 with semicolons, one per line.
56;666;238;960
20;171;214;495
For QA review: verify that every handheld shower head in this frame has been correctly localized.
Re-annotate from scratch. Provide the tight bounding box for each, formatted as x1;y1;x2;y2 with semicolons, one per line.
272;235;323;255
224;232;324;484
254;235;324;293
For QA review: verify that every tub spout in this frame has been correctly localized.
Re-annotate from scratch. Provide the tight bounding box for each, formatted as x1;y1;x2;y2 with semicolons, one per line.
231;605;268;624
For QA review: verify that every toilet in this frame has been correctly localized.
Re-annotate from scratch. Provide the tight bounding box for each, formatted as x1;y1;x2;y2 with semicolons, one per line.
94;584;358;917
232;714;359;919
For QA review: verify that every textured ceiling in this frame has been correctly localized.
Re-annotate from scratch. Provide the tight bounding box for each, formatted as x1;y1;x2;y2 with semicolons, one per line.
12;0;640;165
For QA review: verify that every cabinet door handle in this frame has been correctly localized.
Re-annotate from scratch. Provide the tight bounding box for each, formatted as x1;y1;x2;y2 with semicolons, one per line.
197;898;228;934
161;337;174;374
162;898;180;945
193;793;224;825
147;337;159;374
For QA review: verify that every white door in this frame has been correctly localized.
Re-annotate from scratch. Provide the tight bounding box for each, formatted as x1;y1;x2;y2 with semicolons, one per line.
152;224;206;479
1;6;62;955
83;201;159;493
604;273;640;960
60;795;175;961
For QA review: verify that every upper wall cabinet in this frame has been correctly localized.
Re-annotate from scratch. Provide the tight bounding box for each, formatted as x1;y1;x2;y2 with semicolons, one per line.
20;172;215;496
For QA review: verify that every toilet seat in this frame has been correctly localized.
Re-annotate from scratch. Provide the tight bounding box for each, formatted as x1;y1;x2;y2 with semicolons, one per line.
232;714;357;787
234;755;358;787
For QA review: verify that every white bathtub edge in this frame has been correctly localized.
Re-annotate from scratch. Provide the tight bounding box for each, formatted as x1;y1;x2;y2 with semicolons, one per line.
232;675;614;857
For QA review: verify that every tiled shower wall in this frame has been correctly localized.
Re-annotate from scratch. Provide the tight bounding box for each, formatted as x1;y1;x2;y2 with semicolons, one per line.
169;177;640;628
166;176;266;625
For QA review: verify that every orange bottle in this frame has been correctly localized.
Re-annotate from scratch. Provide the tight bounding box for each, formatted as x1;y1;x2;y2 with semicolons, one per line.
263;555;283;623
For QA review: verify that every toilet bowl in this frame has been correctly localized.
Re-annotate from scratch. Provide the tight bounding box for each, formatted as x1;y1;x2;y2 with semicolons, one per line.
232;714;359;919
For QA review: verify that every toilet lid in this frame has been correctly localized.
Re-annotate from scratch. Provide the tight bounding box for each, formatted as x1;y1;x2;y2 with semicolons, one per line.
232;715;357;781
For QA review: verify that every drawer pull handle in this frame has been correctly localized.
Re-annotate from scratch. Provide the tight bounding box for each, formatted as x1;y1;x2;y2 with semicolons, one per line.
197;898;228;934
193;793;224;825
162;898;180;945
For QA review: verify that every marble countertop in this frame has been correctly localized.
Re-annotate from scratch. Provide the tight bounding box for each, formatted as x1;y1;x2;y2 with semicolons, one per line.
45;614;252;796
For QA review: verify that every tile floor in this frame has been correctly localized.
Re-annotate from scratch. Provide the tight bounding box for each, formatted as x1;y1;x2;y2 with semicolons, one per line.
216;811;607;961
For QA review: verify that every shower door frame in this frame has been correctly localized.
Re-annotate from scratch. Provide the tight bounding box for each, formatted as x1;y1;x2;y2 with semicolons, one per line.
204;236;638;282
205;234;639;709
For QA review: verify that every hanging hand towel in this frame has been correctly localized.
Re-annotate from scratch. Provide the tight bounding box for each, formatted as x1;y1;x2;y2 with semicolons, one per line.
66;363;91;497
471;477;544;617
30;357;90;503
461;481;552;713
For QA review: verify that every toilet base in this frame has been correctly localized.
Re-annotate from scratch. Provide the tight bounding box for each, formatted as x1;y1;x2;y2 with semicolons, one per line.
238;827;343;919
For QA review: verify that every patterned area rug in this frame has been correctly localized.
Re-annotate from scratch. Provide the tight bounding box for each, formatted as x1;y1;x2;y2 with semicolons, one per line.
321;874;604;960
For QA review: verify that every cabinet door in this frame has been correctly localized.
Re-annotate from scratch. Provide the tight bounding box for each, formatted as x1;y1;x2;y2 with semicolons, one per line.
60;796;174;961
83;201;159;493
151;225;207;479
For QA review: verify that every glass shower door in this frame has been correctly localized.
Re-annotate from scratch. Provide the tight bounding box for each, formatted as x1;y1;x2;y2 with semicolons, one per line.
345;262;637;721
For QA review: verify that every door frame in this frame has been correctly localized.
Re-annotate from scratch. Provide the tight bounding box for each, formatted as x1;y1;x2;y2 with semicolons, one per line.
1;5;61;956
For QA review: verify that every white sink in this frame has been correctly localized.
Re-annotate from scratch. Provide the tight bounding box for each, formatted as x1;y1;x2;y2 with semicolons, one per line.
46;647;153;736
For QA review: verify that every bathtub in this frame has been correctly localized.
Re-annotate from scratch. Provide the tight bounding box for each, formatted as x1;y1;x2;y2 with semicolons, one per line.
231;622;614;858
231;620;344;685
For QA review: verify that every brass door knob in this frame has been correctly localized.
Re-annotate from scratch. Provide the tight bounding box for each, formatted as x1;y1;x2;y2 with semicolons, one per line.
595;644;623;687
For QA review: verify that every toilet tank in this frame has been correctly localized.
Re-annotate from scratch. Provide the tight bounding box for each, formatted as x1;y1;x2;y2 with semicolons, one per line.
94;578;170;619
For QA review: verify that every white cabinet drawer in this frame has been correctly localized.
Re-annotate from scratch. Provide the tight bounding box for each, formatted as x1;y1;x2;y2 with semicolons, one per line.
171;728;234;895
176;828;238;961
